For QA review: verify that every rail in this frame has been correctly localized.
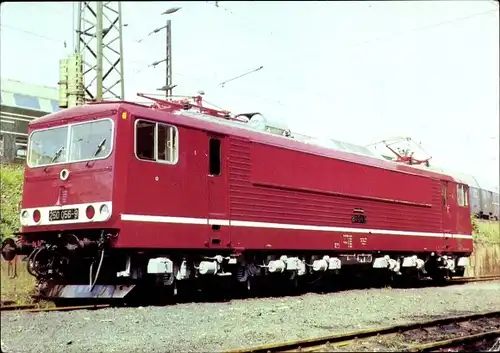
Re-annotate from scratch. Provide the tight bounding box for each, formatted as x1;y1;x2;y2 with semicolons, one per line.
226;310;500;353
451;274;500;283
406;331;500;352
0;304;110;313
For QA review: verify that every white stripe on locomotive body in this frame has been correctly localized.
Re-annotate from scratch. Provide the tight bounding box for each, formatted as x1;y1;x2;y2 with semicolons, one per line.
20;202;112;227
19;203;473;240
120;214;207;225
208;219;231;226
120;213;473;240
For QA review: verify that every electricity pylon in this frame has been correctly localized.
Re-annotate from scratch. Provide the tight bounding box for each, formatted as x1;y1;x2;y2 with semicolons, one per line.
59;1;125;108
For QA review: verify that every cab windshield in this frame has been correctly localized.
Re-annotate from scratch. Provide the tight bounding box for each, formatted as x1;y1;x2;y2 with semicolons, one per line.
28;118;113;167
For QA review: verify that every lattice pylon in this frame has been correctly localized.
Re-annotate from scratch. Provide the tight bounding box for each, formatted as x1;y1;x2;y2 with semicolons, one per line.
76;1;125;102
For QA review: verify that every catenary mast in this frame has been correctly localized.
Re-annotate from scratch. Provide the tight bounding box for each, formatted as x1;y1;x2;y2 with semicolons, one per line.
59;1;125;108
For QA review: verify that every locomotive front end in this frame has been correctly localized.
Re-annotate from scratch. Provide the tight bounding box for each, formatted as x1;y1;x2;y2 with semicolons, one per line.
1;106;129;300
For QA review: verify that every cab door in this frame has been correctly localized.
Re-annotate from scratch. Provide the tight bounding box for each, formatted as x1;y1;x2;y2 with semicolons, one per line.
456;184;473;237
206;135;230;247
440;181;453;251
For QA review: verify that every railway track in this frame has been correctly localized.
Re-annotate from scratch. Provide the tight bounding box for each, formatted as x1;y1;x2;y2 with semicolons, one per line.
406;331;500;352
450;274;500;283
0;303;110;313
0;275;498;314
226;310;500;353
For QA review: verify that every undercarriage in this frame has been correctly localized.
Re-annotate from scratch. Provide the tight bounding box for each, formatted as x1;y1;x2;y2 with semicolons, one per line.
1;231;470;301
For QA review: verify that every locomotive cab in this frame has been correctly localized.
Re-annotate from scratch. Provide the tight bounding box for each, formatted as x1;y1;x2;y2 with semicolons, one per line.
0;104;128;299
19;109;117;231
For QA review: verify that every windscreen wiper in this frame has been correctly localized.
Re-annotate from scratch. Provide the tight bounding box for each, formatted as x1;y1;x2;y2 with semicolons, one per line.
93;138;107;157
50;146;65;163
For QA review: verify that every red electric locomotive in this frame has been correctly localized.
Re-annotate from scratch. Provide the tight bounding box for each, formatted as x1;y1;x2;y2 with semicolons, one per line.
1;93;473;300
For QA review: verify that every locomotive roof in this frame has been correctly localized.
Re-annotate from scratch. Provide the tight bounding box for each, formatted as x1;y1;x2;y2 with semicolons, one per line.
29;102;123;125
409;164;482;188
30;100;460;184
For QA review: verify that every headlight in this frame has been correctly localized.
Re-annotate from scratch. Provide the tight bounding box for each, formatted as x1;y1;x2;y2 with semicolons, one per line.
99;204;110;218
20;210;29;225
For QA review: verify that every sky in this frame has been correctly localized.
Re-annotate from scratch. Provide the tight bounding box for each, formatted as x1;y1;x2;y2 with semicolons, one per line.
1;1;499;190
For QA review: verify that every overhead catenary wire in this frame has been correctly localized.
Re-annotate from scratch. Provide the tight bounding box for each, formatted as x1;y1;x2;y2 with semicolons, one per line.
256;8;500;79
0;24;67;44
4;4;496;78
209;2;498;68
219;66;264;87
1;8;488;112
1;4;497;112
198;4;500;102
3;4;497;66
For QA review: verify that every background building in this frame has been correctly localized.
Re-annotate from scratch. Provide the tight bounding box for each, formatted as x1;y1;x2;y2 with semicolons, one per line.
0;78;60;164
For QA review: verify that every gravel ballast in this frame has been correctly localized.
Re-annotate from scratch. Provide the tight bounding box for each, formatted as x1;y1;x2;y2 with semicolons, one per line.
1;281;499;353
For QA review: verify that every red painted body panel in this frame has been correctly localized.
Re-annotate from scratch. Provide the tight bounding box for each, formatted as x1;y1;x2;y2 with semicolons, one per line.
251;143;434;206
124;126;208;219
113;223;472;253
21;101;473;254
21;105;124;232
22;167;112;208
207;136;229;220
244;140;439;229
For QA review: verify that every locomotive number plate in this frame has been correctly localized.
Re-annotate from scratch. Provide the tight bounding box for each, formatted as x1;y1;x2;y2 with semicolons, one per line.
49;208;79;221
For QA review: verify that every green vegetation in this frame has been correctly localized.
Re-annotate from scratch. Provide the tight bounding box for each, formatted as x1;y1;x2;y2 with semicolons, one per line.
0;165;37;304
0;164;32;304
1;164;24;239
0;259;36;304
467;218;500;277
472;217;500;245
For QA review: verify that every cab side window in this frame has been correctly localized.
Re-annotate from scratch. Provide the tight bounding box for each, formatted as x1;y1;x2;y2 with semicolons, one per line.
457;184;468;207
209;138;221;176
135;119;178;164
157;123;178;163
136;120;155;161
441;183;448;206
